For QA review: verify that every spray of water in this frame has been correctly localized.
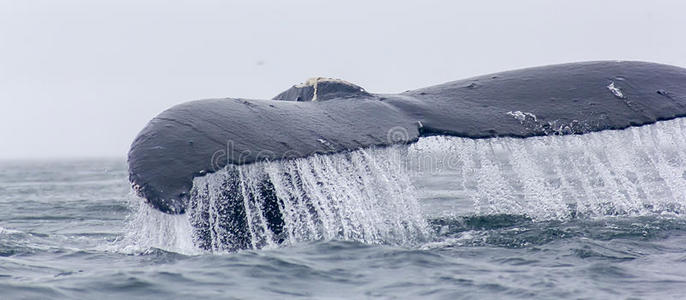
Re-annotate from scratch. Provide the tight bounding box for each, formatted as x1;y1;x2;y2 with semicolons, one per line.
110;195;199;255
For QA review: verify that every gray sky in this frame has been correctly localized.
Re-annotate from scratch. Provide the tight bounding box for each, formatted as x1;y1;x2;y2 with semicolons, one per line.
1;0;685;160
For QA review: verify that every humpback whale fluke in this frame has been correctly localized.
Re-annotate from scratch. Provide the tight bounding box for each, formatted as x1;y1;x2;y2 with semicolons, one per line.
128;61;686;214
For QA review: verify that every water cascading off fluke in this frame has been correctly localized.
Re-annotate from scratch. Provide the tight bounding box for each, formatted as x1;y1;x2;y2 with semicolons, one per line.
120;118;686;253
408;118;686;220
187;147;431;252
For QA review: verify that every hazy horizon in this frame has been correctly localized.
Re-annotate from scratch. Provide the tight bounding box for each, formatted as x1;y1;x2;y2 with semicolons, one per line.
2;0;686;160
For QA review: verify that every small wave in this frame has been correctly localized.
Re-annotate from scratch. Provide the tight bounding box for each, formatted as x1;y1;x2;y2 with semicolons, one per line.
0;226;23;235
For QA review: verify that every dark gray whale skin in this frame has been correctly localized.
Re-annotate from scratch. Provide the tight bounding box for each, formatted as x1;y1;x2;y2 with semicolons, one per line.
128;61;686;213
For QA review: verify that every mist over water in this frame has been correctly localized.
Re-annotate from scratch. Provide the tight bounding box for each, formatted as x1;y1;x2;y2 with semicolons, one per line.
2;119;686;298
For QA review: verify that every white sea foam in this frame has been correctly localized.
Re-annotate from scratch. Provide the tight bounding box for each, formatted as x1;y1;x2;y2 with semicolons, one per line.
0;226;22;235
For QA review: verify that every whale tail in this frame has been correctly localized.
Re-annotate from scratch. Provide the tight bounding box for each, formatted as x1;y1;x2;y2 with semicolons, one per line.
127;61;686;250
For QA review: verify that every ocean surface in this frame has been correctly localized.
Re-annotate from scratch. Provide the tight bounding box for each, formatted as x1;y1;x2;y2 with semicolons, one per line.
3;119;686;299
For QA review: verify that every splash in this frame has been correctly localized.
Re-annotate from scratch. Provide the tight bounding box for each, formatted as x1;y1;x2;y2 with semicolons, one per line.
607;81;626;99
110;195;199;255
